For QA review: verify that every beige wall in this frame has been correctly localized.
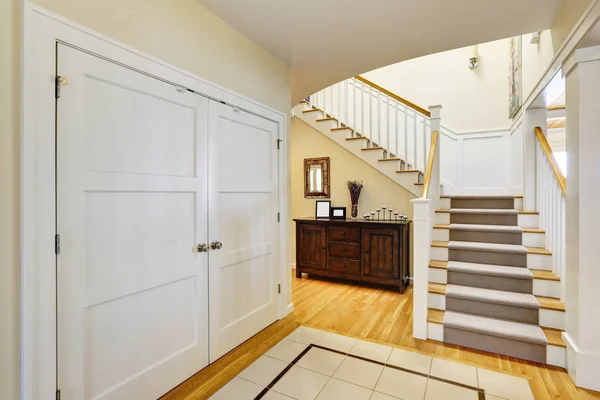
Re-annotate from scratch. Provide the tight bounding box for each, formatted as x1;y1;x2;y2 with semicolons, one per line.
362;38;511;132
0;0;21;398
290;118;415;269
552;0;593;54
31;0;292;113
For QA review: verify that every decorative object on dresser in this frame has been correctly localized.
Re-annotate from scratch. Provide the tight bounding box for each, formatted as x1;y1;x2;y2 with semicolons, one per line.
315;200;331;219
294;217;411;293
346;180;363;218
330;207;347;219
304;157;330;198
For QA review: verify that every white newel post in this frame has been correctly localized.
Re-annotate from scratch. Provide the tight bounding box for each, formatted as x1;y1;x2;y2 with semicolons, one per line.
523;108;546;211
411;198;432;340
561;46;600;392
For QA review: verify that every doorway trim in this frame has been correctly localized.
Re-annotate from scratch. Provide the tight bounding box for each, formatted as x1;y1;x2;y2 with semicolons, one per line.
21;4;291;399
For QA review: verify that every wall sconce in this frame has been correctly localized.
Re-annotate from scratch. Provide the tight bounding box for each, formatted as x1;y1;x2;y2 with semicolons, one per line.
468;44;479;69
530;32;541;44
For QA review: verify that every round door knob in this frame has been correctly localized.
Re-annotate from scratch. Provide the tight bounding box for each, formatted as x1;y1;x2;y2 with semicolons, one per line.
197;243;208;253
210;241;223;250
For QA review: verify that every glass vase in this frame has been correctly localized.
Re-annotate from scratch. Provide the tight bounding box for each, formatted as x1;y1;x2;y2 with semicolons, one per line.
351;203;359;219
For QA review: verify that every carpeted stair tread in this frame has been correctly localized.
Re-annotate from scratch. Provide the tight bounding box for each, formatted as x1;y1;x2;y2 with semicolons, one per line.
443;311;548;345
449;224;522;233
447;261;533;279
450;195;515;199
450;208;518;215
446;284;540;309
449;241;527;254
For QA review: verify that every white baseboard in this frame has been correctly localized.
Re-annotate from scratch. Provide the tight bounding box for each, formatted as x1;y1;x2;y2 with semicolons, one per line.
563;331;600;391
286;302;295;315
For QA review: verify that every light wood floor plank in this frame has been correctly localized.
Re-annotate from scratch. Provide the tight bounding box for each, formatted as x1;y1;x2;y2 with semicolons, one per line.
163;273;600;400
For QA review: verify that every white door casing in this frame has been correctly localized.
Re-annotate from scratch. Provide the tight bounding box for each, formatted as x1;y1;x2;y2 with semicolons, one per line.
208;101;280;361
56;44;210;399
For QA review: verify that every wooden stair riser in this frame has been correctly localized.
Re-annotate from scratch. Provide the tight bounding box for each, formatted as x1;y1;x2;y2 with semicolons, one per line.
432;227;545;247
435;211;539;229
426;320;566;368
428;268;560;298
430;246;551;271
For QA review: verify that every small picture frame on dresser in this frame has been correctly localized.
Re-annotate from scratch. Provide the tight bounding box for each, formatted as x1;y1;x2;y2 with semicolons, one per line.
315;200;331;219
330;207;346;219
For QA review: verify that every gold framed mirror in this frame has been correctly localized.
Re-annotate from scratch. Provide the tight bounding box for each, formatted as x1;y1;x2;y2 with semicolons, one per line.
304;157;330;198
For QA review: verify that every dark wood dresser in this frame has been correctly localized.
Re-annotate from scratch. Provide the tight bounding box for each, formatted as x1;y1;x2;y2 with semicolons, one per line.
294;218;411;293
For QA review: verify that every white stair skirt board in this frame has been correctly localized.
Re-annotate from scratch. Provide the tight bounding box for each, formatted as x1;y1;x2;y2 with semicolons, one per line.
428;293;446;310
426;321;566;368
540;309;565;330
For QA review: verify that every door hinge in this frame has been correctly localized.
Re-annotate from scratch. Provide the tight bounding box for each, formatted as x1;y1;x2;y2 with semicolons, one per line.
277;212;280;222
55;234;60;255
276;139;282;150
278;284;281;294
55;76;69;99
56;389;61;400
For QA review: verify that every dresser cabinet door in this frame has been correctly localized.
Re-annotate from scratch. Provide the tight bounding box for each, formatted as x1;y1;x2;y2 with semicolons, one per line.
362;228;399;279
297;224;327;270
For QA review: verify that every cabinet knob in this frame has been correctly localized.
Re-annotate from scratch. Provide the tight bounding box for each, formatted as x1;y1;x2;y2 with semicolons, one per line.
342;264;346;268
365;249;370;254
321;246;326;251
342;248;346;252
342;231;347;236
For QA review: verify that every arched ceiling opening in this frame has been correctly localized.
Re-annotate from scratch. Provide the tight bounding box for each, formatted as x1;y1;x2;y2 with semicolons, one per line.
197;0;563;102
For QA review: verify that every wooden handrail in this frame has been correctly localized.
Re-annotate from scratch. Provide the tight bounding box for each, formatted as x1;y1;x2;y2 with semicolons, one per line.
535;126;566;197
421;130;439;198
354;76;431;117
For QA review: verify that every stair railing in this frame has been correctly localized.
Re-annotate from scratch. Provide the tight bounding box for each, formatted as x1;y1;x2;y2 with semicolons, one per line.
308;76;431;171
411;106;442;340
535;126;566;300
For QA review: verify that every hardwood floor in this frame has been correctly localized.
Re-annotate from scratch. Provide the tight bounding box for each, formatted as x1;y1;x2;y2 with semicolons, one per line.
162;273;600;400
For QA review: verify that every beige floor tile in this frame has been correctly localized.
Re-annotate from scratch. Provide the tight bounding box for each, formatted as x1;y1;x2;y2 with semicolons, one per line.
349;340;393;363
238;356;288;386
333;356;384;389
265;339;308;363
386;348;432;375
286;326;328;345
262;390;295;400
209;377;263;400
296;347;345;376
374;367;428;400
316;378;373;400
370;392;401;400
430;357;478;387
478;368;534;400
272;366;329;400
425;379;479;400
317;332;358;353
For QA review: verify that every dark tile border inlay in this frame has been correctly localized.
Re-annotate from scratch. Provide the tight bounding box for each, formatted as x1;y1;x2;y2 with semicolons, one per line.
252;342;486;400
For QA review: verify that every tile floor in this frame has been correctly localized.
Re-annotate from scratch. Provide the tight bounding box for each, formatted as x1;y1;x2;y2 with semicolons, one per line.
210;326;535;400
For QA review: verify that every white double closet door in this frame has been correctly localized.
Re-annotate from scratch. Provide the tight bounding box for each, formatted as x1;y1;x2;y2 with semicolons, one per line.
56;44;279;400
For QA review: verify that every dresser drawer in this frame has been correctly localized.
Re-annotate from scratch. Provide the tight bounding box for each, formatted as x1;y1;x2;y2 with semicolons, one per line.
329;257;361;275
329;226;360;243
329;242;360;259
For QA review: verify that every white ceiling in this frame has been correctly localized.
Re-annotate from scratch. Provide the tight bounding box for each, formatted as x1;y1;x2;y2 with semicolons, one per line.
197;0;564;102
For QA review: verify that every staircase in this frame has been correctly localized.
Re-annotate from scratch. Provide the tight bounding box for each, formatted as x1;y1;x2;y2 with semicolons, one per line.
293;76;434;197
425;195;566;367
